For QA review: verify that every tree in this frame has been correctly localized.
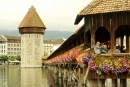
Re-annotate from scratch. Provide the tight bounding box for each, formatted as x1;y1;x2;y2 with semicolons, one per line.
9;56;16;61
0;55;9;63
16;55;21;61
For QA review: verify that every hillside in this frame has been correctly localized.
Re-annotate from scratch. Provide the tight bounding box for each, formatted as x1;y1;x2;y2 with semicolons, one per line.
0;30;73;39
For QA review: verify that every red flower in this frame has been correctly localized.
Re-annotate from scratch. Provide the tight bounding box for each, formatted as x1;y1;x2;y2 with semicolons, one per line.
125;58;128;61
110;56;114;58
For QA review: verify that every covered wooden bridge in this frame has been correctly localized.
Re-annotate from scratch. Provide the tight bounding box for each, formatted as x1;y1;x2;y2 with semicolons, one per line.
43;0;130;87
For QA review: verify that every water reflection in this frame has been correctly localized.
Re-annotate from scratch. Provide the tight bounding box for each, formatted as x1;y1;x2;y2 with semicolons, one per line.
21;68;49;87
0;67;21;87
0;67;50;87
0;66;77;87
47;70;64;87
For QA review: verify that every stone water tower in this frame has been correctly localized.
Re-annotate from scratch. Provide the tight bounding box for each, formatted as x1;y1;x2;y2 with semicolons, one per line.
18;6;46;67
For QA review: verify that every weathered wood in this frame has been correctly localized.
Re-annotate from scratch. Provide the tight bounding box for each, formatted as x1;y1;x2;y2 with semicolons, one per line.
126;35;129;52
91;32;95;54
89;79;98;87
97;79;105;87
120;79;126;87
110;29;115;53
112;79;117;87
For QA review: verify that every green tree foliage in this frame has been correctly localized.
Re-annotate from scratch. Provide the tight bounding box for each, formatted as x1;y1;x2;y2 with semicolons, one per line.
0;55;9;63
9;56;16;61
16;55;21;61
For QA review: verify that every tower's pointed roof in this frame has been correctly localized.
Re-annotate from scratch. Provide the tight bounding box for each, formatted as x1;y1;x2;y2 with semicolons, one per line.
18;6;46;29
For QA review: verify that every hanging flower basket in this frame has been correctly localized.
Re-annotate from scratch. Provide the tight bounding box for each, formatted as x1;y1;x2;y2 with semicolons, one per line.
45;44;90;64
88;56;130;75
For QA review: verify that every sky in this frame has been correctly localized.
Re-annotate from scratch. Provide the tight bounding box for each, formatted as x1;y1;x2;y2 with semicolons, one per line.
0;0;92;32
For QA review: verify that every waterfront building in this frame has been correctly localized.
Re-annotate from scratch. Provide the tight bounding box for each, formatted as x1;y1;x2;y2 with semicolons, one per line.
4;35;21;56
18;6;46;67
51;38;65;51
0;35;7;55
43;40;53;59
43;38;65;59
0;35;21;56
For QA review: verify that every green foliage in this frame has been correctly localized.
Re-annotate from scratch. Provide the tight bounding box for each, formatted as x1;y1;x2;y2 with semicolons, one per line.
0;55;9;62
16;55;21;61
9;56;16;61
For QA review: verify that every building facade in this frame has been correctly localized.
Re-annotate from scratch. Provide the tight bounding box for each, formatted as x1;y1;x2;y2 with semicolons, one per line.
0;35;21;56
43;40;53;59
4;35;21;56
0;35;7;55
43;38;65;59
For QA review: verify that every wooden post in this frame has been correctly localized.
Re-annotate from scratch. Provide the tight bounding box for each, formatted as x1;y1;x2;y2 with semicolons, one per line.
58;67;62;78
89;79;98;87
121;35;124;47
112;79;117;87
120;79;126;87
91;32;95;54
97;79;105;87
63;80;67;87
126;35;129;52
110;32;115;53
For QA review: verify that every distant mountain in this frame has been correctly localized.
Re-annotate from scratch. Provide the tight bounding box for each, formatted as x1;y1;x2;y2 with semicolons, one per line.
0;30;73;39
44;30;73;39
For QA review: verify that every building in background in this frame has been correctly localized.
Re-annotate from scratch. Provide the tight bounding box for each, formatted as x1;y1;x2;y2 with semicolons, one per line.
4;35;21;56
0;35;65;60
0;35;21;56
43;40;53;59
51;38;65;51
43;38;65;59
0;35;7;55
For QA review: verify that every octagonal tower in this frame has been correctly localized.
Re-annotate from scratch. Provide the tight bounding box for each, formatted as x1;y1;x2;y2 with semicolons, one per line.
18;6;46;67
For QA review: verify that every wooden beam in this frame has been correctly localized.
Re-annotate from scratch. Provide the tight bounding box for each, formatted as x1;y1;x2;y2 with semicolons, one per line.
120;79;126;87
126;35;129;52
97;79;105;87
112;79;117;87
110;32;115;53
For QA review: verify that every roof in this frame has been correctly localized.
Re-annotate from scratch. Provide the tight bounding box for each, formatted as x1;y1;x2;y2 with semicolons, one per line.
18;6;46;29
0;35;6;41
75;0;130;24
51;38;65;44
3;35;21;40
44;38;65;45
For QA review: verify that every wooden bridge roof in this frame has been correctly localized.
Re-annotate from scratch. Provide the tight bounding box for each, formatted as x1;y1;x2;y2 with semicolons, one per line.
75;0;130;24
18;6;46;29
47;25;84;59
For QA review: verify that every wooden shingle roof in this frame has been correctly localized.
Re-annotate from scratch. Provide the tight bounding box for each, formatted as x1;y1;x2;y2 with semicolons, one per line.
47;25;84;59
18;6;46;29
75;0;130;24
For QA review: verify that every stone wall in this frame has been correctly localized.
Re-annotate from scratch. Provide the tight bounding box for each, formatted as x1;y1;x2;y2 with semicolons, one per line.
21;34;43;67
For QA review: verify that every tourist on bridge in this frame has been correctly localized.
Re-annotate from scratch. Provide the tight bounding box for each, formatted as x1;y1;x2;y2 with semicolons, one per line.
94;41;108;54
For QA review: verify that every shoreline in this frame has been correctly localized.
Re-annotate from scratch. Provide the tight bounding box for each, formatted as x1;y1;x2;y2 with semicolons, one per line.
0;65;20;68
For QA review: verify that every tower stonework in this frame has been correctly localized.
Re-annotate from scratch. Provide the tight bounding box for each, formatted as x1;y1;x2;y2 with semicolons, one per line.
18;6;46;67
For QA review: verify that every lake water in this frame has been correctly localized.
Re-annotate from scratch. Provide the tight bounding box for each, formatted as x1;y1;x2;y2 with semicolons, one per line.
0;66;65;87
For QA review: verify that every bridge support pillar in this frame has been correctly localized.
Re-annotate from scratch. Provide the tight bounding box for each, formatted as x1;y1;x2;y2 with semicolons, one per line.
97;79;105;87
58;66;62;78
120;79;126;87
89;79;98;87
112;79;117;87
